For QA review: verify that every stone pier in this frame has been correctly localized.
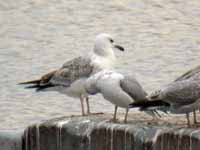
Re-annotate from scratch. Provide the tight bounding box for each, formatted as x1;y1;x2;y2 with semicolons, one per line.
22;114;200;150
0;130;23;150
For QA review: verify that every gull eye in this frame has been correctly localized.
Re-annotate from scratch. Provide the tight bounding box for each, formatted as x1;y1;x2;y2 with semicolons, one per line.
110;39;114;43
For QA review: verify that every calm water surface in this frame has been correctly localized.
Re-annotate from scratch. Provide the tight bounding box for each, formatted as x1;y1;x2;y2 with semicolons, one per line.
1;0;200;129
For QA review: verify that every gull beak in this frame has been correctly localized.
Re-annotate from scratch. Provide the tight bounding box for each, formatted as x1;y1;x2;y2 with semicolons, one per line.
114;45;125;51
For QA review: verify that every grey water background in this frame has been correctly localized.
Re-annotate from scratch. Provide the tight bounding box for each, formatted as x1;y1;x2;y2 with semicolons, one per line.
0;0;200;130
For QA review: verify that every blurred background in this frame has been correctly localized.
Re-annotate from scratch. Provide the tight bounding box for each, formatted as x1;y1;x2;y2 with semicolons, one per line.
0;0;200;130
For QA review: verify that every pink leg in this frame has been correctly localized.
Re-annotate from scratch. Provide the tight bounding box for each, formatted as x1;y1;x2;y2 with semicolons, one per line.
193;110;198;124
86;97;90;114
124;108;129;123
80;96;85;116
186;113;190;127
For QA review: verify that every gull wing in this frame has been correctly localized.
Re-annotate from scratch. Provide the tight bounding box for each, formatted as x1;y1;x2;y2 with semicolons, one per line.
162;80;200;105
50;56;94;86
120;75;147;102
175;65;200;82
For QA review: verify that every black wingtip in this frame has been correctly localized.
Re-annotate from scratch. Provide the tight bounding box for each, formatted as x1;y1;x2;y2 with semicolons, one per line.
129;100;170;109
36;84;56;92
23;84;41;92
22;82;56;92
25;85;39;89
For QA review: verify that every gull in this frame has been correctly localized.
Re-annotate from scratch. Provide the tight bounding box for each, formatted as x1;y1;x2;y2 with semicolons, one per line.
174;65;200;124
85;69;156;123
174;65;200;82
19;33;124;116
129;76;200;127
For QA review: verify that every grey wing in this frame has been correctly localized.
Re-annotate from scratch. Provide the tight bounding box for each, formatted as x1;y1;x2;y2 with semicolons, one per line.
120;75;147;102
163;80;200;105
121;75;160;117
97;79;134;107
50;56;94;86
175;65;200;82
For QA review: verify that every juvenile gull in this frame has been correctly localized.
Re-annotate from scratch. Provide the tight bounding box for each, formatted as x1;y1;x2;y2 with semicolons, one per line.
129;75;200;127
85;70;155;123
174;65;200;82
174;65;200;124
19;33;124;116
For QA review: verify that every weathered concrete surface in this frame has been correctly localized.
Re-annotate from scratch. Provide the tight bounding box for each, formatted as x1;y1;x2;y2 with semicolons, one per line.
23;114;200;150
0;130;23;150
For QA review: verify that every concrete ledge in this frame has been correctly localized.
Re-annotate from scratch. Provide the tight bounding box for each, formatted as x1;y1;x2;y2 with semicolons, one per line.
23;115;200;150
0;130;23;150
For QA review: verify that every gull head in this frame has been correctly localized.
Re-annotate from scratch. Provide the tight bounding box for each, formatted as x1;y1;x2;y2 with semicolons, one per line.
93;33;124;57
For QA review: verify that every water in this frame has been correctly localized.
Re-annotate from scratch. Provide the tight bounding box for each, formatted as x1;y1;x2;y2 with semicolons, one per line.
0;0;200;130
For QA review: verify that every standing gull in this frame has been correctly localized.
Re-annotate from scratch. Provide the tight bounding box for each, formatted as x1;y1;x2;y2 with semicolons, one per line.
19;33;124;116
85;70;155;123
129;75;200;127
174;65;200;124
174;65;200;82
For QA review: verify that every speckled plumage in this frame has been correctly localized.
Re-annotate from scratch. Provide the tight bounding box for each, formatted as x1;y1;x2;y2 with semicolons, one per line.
50;56;94;87
20;56;93;90
155;79;200;107
130;64;200;126
20;33;125;116
174;65;200;82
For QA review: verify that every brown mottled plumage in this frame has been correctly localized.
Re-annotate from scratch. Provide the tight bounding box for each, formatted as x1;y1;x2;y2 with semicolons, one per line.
19;33;125;116
19;70;56;85
19;57;93;91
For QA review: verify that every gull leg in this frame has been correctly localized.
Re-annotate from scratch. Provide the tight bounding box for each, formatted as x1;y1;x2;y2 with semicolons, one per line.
193;110;198;124
106;106;118;123
80;96;85;116
85;97;104;116
186;113;190;127
177;99;200;126
124;108;129;123
113;106;118;122
86;97;91;114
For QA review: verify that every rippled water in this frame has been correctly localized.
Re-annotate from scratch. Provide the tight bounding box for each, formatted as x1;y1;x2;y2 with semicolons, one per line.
0;0;200;129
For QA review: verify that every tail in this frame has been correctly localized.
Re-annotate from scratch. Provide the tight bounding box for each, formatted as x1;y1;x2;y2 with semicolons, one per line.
19;79;55;92
135;100;169;118
129;100;169;108
129;98;168;118
19;70;57;92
